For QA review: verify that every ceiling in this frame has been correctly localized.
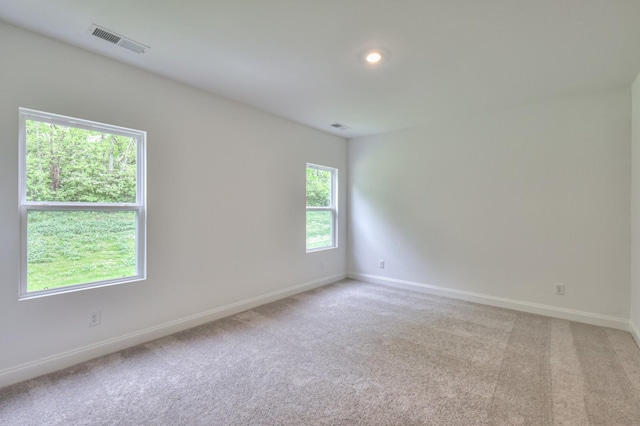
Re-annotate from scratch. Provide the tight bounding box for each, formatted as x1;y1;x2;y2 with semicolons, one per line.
1;0;640;138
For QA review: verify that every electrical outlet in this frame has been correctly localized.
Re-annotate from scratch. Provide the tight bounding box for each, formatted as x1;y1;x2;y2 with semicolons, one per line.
89;310;102;327
320;261;325;270
555;284;565;296
379;259;385;269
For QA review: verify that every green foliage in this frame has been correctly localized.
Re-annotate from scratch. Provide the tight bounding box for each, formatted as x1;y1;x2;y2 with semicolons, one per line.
306;166;334;249
306;167;331;207
26;120;137;203
27;211;136;292
306;211;332;249
23;119;140;293
27;238;54;264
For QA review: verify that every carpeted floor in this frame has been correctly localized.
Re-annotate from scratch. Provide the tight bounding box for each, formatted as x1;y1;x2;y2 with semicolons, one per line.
1;279;640;425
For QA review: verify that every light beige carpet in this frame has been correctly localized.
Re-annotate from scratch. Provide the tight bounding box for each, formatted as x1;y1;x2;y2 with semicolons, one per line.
1;279;639;425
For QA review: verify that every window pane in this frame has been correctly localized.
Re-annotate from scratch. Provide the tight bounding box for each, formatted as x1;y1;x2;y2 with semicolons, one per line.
25;120;137;203
306;167;332;207
27;210;137;292
306;210;332;250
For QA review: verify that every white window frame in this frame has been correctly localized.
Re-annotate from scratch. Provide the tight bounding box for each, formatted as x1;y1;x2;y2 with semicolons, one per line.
306;163;338;252
18;108;147;299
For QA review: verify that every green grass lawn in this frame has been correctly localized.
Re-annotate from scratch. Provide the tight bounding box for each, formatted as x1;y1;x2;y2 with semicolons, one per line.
306;210;333;250
27;211;136;292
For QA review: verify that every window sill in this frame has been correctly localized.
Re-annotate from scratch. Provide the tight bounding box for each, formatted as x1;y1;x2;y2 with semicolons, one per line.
306;246;338;254
19;276;146;301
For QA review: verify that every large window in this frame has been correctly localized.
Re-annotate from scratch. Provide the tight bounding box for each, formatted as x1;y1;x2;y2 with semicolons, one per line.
19;108;146;298
306;163;337;252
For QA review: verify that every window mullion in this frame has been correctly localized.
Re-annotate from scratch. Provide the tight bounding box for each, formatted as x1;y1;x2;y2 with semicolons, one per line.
25;203;140;211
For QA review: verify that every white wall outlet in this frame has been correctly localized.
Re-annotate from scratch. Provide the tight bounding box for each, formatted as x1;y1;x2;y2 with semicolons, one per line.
555;284;565;296
320;261;325;270
379;259;385;269
89;310;102;327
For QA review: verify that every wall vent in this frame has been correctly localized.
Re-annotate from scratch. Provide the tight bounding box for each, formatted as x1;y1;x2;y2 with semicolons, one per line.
330;123;352;131
89;24;148;54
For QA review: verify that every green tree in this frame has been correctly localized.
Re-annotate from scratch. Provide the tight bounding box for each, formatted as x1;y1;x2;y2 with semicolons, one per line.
26;120;137;203
306;167;331;206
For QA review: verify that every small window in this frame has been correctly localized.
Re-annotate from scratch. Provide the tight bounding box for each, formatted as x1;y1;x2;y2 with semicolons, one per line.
306;163;337;252
19;108;146;298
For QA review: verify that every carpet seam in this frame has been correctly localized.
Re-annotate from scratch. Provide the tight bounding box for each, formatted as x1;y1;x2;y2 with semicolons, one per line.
486;313;514;421
605;331;640;411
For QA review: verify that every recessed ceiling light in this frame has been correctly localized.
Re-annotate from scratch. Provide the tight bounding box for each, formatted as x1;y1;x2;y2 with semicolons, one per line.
365;51;383;64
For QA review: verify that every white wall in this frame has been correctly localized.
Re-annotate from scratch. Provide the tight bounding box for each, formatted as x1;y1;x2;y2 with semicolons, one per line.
0;22;347;387
631;74;640;344
349;89;631;326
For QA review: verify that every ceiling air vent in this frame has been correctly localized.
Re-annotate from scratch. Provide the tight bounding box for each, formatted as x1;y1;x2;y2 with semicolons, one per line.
330;123;352;131
89;24;148;54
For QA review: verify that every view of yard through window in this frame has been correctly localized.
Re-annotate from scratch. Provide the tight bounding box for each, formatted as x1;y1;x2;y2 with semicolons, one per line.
27;211;136;292
22;114;143;294
306;210;332;250
306;165;335;250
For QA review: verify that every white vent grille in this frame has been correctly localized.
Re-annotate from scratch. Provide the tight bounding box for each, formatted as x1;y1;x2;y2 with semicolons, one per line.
89;24;148;54
118;39;146;54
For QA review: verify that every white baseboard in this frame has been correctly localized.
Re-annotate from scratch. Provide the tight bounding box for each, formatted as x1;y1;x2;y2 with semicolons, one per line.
630;319;640;348
0;273;346;390
348;272;630;331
